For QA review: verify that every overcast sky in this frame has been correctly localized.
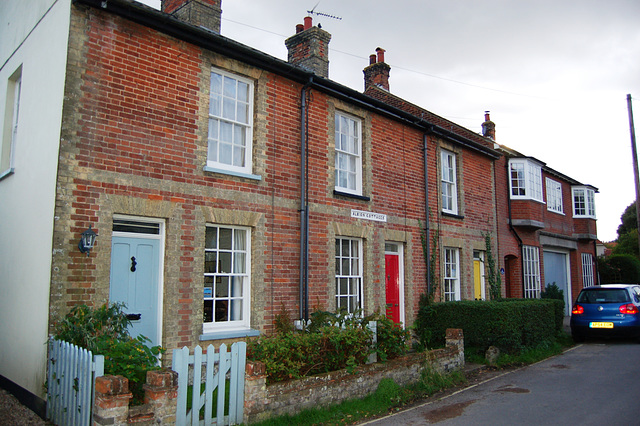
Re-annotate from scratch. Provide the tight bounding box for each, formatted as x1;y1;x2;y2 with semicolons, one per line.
141;0;640;242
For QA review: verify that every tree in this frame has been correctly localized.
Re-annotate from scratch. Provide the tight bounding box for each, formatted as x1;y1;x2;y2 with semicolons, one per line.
616;201;637;237
612;200;639;257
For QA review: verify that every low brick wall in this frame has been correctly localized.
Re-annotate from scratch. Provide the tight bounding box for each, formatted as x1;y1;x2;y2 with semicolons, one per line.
244;328;464;423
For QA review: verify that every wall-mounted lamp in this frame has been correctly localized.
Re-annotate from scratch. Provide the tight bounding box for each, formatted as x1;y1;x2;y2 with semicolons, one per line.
78;225;97;256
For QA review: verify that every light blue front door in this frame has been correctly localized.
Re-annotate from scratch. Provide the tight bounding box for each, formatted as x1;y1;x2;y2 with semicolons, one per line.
110;236;160;346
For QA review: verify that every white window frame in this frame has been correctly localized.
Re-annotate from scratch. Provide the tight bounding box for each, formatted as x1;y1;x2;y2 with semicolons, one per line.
509;159;543;202
207;68;254;175
572;186;596;219
443;247;460;301
203;225;251;332
545;178;564;214
1;67;21;180
582;253;595;287
441;149;458;214
335;112;363;196
523;245;541;299
335;237;363;314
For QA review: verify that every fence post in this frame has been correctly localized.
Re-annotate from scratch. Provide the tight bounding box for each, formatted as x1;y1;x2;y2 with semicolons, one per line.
93;375;132;426
243;361;267;424
172;347;189;426
144;370;178;425
367;321;378;364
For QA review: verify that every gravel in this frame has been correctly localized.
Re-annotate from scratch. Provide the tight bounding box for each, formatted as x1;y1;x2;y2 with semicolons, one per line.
0;388;49;425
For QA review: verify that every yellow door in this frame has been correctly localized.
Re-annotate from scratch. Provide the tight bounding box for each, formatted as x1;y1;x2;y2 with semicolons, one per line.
474;259;482;300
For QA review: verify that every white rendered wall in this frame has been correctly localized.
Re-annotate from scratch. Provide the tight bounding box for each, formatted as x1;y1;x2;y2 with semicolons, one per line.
0;0;70;398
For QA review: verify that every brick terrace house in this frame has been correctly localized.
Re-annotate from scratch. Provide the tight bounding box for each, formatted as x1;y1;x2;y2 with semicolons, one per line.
3;0;574;414
482;113;599;314
363;51;501;302
1;0;504;411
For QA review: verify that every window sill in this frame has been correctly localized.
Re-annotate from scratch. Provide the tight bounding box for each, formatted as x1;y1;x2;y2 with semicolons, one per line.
442;211;464;220
510;196;546;205
0;168;14;181
333;190;370;202
199;328;260;341
203;166;262;181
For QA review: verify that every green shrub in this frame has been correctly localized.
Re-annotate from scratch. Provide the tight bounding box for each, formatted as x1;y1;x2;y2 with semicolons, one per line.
367;313;410;362
248;325;372;383
248;310;409;384
598;254;640;284
53;303;164;405
540;285;565;332
415;299;557;354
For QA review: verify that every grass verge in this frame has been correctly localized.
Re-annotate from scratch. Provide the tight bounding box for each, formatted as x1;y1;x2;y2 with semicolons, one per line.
251;368;466;426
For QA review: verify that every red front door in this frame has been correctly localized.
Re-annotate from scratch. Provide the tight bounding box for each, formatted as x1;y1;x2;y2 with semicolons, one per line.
385;253;400;323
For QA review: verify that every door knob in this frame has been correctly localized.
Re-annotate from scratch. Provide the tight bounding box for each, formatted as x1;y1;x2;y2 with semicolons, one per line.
126;313;141;321
130;256;137;272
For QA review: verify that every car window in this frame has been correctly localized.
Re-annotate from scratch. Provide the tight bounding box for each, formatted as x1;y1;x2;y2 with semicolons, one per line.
577;289;630;303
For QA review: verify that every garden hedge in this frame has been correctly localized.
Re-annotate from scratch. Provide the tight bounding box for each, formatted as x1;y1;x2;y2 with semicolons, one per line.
415;299;562;354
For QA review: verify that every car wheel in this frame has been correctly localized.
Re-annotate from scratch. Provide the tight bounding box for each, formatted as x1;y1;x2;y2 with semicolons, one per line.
572;333;585;343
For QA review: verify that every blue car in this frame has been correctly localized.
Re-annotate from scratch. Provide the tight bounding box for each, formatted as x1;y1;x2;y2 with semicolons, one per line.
570;284;640;342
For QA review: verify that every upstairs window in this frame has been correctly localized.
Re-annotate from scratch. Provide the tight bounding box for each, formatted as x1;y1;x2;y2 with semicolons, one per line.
207;68;253;175
545;178;563;214
335;112;362;195
441;150;458;214
572;187;596;218
509;159;543;202
1;66;21;180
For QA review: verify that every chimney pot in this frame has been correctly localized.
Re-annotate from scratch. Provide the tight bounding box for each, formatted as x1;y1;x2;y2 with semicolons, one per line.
482;111;496;140
285;16;332;77
363;48;391;92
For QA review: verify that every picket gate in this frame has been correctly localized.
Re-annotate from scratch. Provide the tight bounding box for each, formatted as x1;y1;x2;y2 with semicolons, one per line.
172;342;246;426
47;338;105;426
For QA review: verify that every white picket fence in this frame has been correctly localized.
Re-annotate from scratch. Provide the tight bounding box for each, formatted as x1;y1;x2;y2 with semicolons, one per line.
172;342;247;426
47;338;105;426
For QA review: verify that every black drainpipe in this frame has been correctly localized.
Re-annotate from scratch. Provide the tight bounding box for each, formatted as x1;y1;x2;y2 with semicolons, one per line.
299;78;312;322
505;161;524;298
423;133;431;296
593;239;600;285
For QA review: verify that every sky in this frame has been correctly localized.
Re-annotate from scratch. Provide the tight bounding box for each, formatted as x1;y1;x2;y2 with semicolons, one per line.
141;0;640;242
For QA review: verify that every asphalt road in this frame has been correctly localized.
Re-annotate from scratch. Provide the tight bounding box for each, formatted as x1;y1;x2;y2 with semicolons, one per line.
364;341;640;426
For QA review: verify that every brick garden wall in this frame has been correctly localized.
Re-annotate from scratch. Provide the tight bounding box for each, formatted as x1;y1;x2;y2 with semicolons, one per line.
244;328;465;423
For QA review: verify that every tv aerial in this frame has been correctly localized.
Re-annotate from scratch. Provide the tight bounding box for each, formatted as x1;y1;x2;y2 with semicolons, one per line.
307;2;342;21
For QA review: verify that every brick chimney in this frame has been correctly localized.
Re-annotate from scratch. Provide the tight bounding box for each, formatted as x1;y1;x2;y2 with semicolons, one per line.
363;47;390;92
162;0;222;33
285;16;332;78
482;111;496;140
